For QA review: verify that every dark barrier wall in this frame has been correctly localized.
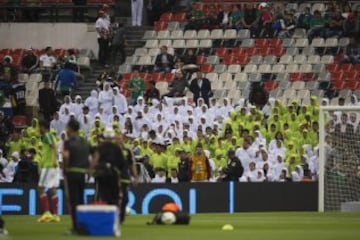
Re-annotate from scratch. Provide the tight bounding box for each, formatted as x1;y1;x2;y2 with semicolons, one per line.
0;182;318;215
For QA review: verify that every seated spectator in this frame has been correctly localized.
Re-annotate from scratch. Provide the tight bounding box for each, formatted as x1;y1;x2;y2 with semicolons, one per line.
205;4;219;30
325;10;345;38
0;151;19;183
154;46;174;73
241;3;261;38
297;7;311;30
277;12;296;38
54;62;77;97
166;168;179;183
171;60;184;74
151;167;167;183
144;80;160;103
21;48;39;74
259;4;274;37
185;3;206;30
341;36;360;64
307;10;326;41
181;49;196;65
189;71;212;106
39;81;58;121
229;4;243;30
217;5;232;29
163;71;188;98
39;46;57;82
127;69;145;105
343;13;358;37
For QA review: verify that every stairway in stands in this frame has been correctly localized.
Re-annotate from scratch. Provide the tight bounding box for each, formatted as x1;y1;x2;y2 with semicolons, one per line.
73;26;152;99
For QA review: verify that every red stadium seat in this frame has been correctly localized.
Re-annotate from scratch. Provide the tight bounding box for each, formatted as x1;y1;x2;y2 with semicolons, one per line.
0;49;10;55
10;49;24;56
139;72;149;79
222;55;236;65
255;39;268;47
12;115;27;128
290;73;304;81
264;80;279;91
244;47;257;56
331;72;344;82
160;13;173;22
345;81;359;90
303;73;317;81
339;63;353;72
122;73;134;81
331;81;345;90
231;47;244;57
214;48;228;57
271;47;285;57
353;64;360;71
343;71;359;81
154;21;167;31
196;55;206;64
237;55;249;65
172;12;186;22
326;63;338;73
164;73;175;82
257;47;271;56
54;48;65;58
268;38;282;48
150;73;164;81
200;64;214;73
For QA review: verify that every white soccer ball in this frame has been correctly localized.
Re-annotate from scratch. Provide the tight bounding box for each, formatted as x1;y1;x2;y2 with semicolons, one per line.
161;211;176;225
125;207;131;215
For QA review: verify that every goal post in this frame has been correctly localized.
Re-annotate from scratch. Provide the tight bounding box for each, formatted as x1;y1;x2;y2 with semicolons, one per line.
319;105;360;212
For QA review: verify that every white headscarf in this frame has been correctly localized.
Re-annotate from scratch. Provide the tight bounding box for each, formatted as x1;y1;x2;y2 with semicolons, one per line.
98;83;113;114
59;95;74;116
113;87;128;114
292;165;304;182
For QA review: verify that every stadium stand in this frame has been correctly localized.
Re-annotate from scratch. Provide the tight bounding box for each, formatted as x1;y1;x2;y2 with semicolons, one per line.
1;0;360;183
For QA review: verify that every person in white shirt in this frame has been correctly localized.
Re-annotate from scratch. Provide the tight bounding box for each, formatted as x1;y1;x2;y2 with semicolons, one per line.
151;168;166;183
73;95;84;117
1;152;20;183
131;0;143;26
95;10;111;65
39;46;57;81
98;83;113;114
0;149;8;168
50;112;65;136
84;90;99;118
113;87;128;114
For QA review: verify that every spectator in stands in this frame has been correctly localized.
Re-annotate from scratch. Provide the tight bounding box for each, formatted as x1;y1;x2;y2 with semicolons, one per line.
55;62;77;97
50;112;64;136
220;150;243;182
189;71;212;107
171;60;184;74
154;46;174;73
217;5;232;29
21;48;39;74
128;69;145;105
144;80;160;103
111;22;126;65
190;143;211;182
63;49;78;72
72;0;87;22
181;49;197;65
325;10;345;38
163;70;188;98
241;3;261;38
113;87;127;115
277;12;296;38
13;149;39;183
0;149;7;169
0;111;13;153
307;10;326;41
40;47;57;82
39;81;58;121
185;3;206;31
342;36;360;64
95;10;111;66
0;56;18;83
0;151;19;182
131;0;143;26
343;13;358;37
259;4;274;38
229;4;242;30
177;149;191;182
297;7;311;30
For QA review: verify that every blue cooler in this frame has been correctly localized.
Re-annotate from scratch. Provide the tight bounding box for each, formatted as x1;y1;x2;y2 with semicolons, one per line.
76;205;121;237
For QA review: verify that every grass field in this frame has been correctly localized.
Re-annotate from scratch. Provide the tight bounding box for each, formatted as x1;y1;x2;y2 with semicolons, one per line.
2;212;360;240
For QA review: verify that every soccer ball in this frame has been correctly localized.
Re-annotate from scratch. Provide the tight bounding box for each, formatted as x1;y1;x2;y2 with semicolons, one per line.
161;212;176;225
125;207;131;215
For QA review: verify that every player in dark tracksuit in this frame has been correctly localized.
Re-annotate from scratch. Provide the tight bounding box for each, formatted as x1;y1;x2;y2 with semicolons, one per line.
222;150;244;182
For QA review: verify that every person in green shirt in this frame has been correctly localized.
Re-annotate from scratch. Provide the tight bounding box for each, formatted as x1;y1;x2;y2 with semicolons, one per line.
308;10;326;41
127;69;145;105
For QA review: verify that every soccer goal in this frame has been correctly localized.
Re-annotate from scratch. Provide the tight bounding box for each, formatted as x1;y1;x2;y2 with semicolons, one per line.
319;106;360;212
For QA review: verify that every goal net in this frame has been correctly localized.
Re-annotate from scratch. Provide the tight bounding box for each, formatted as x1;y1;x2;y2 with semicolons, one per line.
319;106;360;212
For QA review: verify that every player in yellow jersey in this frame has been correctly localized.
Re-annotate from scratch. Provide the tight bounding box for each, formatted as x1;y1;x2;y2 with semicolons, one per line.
37;120;61;223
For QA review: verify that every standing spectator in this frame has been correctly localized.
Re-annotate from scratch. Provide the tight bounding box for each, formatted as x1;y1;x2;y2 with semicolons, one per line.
131;0;143;27
40;47;57;82
241;4;261;38
84;90;99;118
127;70;145;105
113;87;128;115
21;48;39;74
0;56;18;84
39;81;58;121
144;80;160;103
72;0;87;22
10;82;26;116
189;71;212;107
111;22;126;65
154;46;174;73
55;63;77;97
163;71;188;98
177;149;191;182
220;150;243;181
190;143;211;182
50;112;64;136
98;83;114;114
95;10;111;66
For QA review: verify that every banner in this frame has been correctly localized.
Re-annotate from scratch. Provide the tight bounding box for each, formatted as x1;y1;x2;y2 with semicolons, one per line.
0;182;318;215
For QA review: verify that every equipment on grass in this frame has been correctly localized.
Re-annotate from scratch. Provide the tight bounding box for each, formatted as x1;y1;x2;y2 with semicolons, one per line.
319;106;360;212
161;212;177;225
76;205;120;237
221;224;234;231
147;203;190;225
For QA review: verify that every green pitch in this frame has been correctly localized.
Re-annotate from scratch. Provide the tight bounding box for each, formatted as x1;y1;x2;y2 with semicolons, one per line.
3;212;360;240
